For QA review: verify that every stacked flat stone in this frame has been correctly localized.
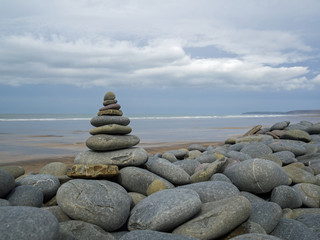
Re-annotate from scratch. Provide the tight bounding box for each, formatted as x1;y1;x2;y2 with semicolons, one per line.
73;91;148;169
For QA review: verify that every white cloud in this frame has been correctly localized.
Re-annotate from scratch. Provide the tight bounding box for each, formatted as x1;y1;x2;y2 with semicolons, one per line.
0;0;319;91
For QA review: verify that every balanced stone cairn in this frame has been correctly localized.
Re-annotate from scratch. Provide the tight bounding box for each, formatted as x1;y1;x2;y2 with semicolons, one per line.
69;91;149;178
1;111;320;239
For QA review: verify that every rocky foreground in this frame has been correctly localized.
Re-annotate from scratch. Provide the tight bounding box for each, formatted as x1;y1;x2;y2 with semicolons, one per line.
1;120;320;240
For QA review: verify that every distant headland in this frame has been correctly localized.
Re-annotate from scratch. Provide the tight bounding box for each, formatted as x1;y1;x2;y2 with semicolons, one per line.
242;110;320;115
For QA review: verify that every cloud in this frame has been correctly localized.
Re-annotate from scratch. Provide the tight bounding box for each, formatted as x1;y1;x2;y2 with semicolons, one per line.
0;0;319;91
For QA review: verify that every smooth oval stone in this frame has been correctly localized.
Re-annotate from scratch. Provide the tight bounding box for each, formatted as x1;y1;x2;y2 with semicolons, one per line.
166;149;188;159
229;142;249;151
86;134;140;151
188;150;202;159
6;185;43;207
271;185;302;209
120;230;198;240
293;183;320;207
0;169;15;198
104;91;116;100
146;179;167;195
240;142;273;158
289;208;320;219
240;191;265;204
309;160;320;175
117;167;175;195
188;144;206;152
103;99;118;105
281;129;312;142
196;153;217;163
210;173;232;183
179;180;240;203
129;192;146;208
59;220;115;240
306;124;320;134
230;233;282;240
268;140;306;156
190;158;228;183
225;221;267;239
273;151;297;165
128;188;201;231
149;158;191;185
99;103;121;111
0;206;59;240
39;162;68;176
227;150;251;161
236;135;273;143
75;147;148;167
224;159;289;194
0;199;11;206
42;206;71;222
271;121;290;130
57;179;131;231
173;159;200;175
283;165;317;184
98;109;123;116
161;152;177;162
91;115;130;127
173;196;251;240
90;124;132;135
249;202;282;233
0;165;25;178
271;218;318;240
17;174;60;201
296;214;320;237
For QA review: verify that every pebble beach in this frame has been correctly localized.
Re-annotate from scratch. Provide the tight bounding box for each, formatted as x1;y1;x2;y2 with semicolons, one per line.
1;92;320;240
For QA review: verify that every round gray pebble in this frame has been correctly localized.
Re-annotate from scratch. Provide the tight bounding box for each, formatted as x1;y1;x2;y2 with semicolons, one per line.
6;185;43;207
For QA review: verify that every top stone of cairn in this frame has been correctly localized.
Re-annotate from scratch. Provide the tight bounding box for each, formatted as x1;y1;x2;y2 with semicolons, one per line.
104;91;116;100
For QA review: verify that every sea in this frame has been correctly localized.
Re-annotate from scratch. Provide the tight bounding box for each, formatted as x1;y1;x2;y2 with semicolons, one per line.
1;113;320;161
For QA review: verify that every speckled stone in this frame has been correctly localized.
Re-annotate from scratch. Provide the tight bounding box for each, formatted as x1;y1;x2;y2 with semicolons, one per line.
270;185;302;209
90;124;132;135
98;109;123;116
281;129;312;142
119;230;198;240
240;142;273;158
292;183;320;208
6;185;43;207
91;115;130;127
224;159;289;194
0;169;15;198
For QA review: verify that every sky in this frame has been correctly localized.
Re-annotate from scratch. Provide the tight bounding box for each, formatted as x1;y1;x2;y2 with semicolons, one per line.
0;0;319;115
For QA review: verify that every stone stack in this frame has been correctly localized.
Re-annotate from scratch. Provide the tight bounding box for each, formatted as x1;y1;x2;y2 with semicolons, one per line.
70;91;148;177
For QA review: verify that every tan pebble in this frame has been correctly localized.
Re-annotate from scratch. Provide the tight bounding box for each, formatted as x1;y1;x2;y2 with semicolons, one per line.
146;179;167;196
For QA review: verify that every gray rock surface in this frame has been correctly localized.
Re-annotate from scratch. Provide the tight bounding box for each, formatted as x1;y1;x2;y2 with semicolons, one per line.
6;185;43;207
268;140;306;156
86;134;140;151
210;173;232;183
230;233;282;240
39;162;68;176
224;158;289;193
120;230;198;240
166;149;188;159
128;188;201;231
90;124;132;135
240;142;273;158
0;169;15;198
149;158;191;185
117;167;174;195
271;185;302;209
42;206;71;222
273;151;297;165
240;191;265;204
249;202;282;233
57;179;131;231
179;180;240;203
270;121;290;130
17;174;60;201
196;153;217;163
188;144;207;152
0;199;11;206
281;129;312;142
59;220;115;240
271;218;318;240
173;159;200;175
0;206;59;240
296;214;320;238
173;196;251;240
293;183;320;207
90;115;130;127
227;150;252;161
74;147;148;167
0;165;25;178
283;165;316;184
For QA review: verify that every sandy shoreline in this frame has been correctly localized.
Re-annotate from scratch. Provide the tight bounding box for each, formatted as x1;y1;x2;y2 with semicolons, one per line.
0;141;223;173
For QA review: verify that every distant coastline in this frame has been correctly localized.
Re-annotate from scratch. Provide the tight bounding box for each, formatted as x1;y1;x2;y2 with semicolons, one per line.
242;110;320;115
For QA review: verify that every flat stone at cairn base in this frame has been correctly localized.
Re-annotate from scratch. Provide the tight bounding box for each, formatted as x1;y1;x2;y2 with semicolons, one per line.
86;134;140;151
74;147;148;167
67;164;119;178
89;124;132;135
91;115;130;127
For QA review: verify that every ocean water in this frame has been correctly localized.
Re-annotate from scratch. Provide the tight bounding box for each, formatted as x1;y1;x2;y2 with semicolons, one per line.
0;113;320;160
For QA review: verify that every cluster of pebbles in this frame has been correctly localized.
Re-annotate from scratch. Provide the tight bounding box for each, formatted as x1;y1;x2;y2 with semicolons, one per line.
1;95;320;240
